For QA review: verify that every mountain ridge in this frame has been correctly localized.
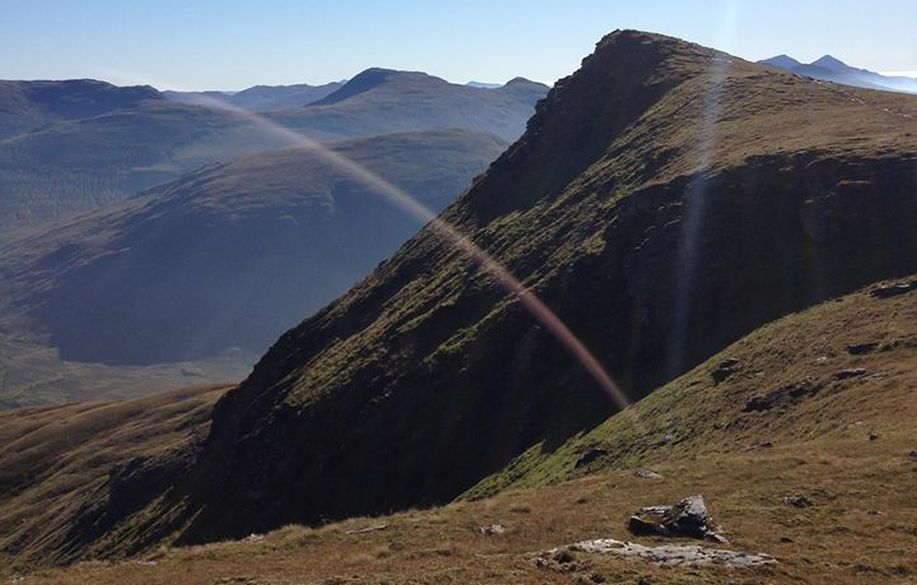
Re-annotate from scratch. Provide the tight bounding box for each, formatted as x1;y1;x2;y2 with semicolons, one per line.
0;79;163;140
0;71;546;231
163;29;917;544
164;81;346;111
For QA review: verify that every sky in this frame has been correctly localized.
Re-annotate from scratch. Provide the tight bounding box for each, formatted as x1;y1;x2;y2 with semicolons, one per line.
2;0;916;90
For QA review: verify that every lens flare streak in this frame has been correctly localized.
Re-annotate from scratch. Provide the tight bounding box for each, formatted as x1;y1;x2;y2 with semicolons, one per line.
180;94;635;413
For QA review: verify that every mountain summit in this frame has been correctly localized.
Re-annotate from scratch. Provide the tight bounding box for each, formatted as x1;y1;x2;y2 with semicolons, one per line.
811;54;849;71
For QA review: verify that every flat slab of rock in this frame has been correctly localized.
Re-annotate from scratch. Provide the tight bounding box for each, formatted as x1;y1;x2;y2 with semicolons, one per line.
538;539;777;568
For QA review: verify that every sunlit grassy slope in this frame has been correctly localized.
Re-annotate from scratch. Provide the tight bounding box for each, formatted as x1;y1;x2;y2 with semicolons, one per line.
0;385;227;569
7;278;914;585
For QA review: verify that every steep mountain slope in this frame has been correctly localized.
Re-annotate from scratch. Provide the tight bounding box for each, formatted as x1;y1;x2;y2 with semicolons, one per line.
165;30;916;544
164;81;346;111
0;129;506;371
4;278;915;584
0;79;163;140
759;54;917;94
0;385;227;569
0;72;544;231
467;277;917;496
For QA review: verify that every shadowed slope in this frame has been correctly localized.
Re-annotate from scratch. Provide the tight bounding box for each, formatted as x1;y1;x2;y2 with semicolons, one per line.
0;79;163;140
0;129;507;369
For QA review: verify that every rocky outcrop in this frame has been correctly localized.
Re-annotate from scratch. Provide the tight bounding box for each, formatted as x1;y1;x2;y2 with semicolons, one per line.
536;539;777;568
627;495;727;542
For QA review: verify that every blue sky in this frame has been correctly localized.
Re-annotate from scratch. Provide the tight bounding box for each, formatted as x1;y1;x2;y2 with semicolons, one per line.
2;0;915;90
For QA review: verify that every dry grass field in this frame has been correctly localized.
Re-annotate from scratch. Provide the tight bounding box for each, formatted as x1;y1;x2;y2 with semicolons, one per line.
4;278;914;585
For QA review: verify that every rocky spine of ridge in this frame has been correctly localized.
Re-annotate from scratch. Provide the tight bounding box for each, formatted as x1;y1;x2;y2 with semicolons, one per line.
30;30;917;561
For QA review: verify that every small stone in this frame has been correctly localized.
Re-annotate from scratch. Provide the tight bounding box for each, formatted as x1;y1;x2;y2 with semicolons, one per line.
836;368;867;380
479;524;506;536
553;549;576;564
780;536;794;543
869;432;879;441
867;510;884;516
909;450;917;459
847;342;879;355
711;358;741;384
784;495;815;508
633;469;664;479
575;447;609;469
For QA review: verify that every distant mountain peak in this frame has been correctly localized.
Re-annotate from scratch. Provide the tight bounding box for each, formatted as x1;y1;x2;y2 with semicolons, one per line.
756;52;917;94
812;54;850;71
759;54;803;69
309;67;442;106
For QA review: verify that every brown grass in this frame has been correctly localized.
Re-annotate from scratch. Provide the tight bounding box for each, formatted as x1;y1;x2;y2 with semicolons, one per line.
5;282;915;584
0;385;228;568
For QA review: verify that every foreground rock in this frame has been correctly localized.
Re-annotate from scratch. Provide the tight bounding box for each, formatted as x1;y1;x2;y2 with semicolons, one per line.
535;539;777;568
627;495;727;542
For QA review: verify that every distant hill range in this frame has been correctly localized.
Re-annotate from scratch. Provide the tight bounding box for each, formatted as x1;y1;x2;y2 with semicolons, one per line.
0;79;163;140
0;129;507;394
758;54;917;94
163;81;346;111
0;70;548;232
